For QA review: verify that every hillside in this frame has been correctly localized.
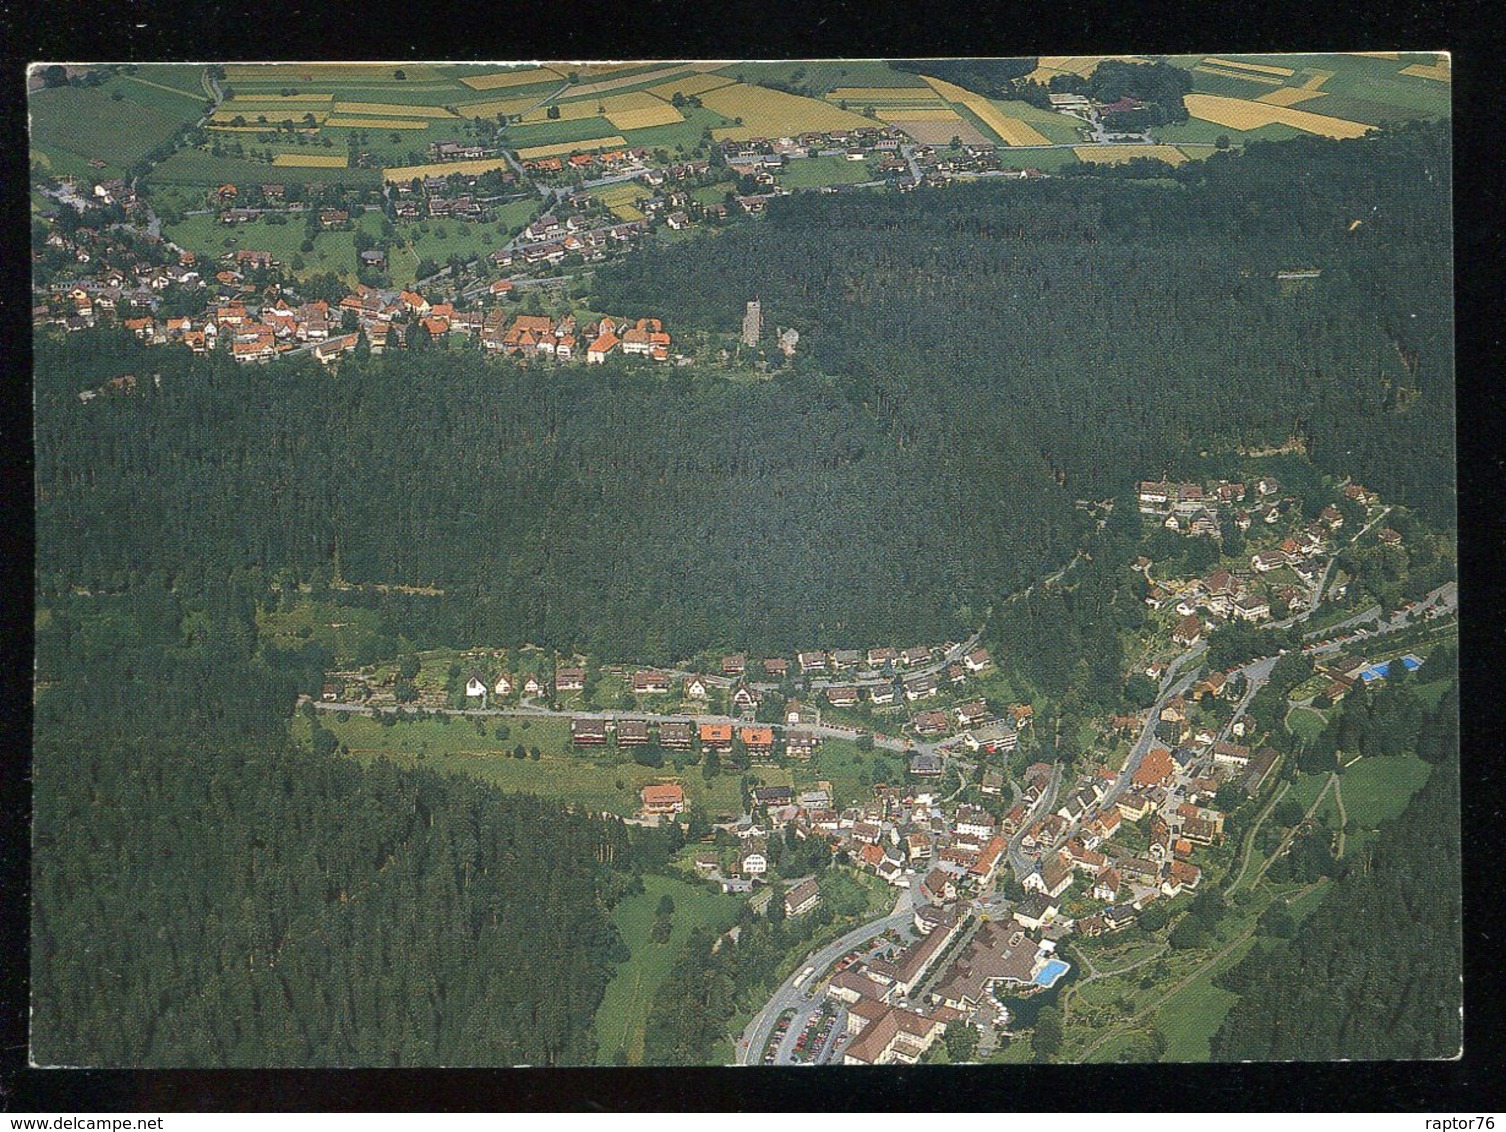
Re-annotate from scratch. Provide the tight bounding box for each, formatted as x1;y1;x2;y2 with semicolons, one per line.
30;591;634;1067
35;125;1452;667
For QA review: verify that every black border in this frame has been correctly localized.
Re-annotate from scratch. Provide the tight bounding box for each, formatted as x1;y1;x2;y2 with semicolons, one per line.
3;0;1502;1113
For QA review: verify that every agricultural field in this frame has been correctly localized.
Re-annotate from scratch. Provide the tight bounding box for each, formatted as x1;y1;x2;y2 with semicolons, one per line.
1027;55;1150;82
224;63;452;85
459;67;566;92
112;64;212;110
29;82;194;175
645;72;737;101
382;156;514;182
699;83;873;141
1181;93;1371;140
565;62;732;100
885;114;988;147
1075;144;1188;166
1152;117;1302;146
921;76;1052;147
271;152;349;168
515;134;629;160
147;146;381;188
714;60;926;95
1166;52;1449;142
594;874;743;1065
618;105;738;153
988;98;1090;144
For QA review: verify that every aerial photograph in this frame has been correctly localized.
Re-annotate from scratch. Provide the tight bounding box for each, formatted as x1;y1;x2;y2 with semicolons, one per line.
28;54;1458;1068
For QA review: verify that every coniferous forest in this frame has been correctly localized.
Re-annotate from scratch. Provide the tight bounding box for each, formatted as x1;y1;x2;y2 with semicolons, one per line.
37;125;1451;663
1210;734;1461;1060
31;122;1457;1066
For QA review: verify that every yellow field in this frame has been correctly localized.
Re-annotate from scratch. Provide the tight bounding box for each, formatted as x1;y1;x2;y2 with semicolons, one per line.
514;136;628;159
325;117;430;129
456;95;540;119
1301;69;1336;90
1203;57;1296;77
921;77;1051;146
460;67;563;91
1031;55;1147;79
333;101;457;118
644;72;735;100
700;82;872;136
1075;145;1187;166
1183;93;1371;139
383;157;514;181
828;86;940;102
271;153;349;167
875;106;962;122
1401;62;1451;81
1194;65;1285;86
606;104;684;131
1258;87;1326;107
520;100;603;124
1349;51;1401;60
225;63;446;83
567;62;731;99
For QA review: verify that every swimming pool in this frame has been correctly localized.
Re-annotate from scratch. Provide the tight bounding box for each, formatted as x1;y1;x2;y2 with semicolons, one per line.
1034;958;1070;987
1359;654;1424;682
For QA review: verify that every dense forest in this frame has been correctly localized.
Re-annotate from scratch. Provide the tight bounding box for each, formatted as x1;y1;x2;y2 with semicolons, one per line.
31;584;636;1067
597;124;1454;528
36;125;1451;665
1210;714;1461;1060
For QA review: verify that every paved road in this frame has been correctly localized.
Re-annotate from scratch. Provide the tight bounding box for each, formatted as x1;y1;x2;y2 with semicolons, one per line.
736;900;917;1065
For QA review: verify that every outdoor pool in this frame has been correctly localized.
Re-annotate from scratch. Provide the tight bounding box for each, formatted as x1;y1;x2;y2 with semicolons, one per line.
1358;654;1424;682
1034;958;1070;988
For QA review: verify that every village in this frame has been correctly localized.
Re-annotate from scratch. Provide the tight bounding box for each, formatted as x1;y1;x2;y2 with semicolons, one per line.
298;465;1454;1065
32;115;1064;376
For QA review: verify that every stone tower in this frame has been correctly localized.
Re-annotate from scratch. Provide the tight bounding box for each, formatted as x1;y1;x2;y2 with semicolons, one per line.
742;299;761;348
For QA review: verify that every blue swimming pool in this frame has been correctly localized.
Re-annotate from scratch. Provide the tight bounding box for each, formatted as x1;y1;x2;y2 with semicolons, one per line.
1359;654;1424;682
1034;958;1070;987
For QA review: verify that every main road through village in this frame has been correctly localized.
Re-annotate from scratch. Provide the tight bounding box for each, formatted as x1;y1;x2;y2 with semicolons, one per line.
308;576;1453;1065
